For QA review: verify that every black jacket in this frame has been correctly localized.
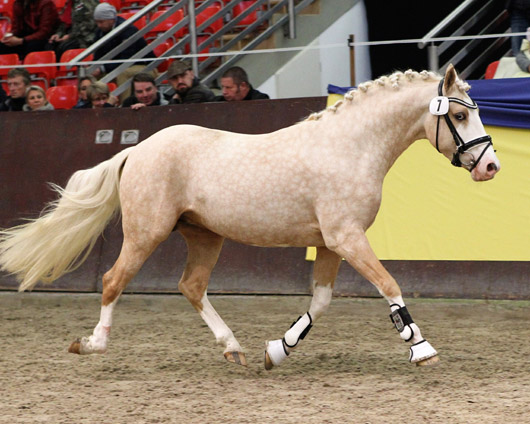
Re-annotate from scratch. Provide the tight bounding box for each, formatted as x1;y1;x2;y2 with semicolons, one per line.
215;85;269;102
167;77;215;104
0;96;26;111
94;16;155;73
122;92;168;107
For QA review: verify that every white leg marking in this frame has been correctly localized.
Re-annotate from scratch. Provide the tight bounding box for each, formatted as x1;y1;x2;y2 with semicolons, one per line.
199;293;242;353
79;300;116;354
308;283;333;321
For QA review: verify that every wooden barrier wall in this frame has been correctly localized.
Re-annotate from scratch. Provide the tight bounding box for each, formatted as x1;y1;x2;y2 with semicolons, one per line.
1;98;528;299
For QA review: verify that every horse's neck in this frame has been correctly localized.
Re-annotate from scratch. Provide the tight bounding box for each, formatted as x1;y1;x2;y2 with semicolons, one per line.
310;84;432;174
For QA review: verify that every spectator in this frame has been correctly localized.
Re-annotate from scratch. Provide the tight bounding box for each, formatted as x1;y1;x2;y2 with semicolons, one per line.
0;0;59;59
166;60;215;104
0;68;31;111
516;28;530;72
23;85;54;111
86;81;114;108
122;72;168;110
507;0;530;55
91;3;156;100
73;75;96;109
215;66;269;102
48;0;98;58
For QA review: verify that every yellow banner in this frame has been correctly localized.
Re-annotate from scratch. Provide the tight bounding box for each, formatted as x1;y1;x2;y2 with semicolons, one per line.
307;102;529;261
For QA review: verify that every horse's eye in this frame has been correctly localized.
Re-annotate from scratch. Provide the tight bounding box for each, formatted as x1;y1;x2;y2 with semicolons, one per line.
454;112;466;121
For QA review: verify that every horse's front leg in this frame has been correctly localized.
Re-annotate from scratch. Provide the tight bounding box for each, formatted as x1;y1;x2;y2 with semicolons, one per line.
329;227;439;366
265;246;341;370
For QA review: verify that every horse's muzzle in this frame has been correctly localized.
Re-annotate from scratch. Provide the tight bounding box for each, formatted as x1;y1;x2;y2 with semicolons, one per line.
471;152;500;181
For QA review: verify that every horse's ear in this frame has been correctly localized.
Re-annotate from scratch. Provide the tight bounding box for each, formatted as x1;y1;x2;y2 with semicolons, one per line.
443;64;457;92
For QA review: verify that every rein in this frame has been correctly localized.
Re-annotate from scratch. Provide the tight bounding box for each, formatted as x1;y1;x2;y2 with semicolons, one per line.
432;78;493;171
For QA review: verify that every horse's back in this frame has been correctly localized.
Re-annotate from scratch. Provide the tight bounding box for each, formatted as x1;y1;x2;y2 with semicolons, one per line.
120;124;325;247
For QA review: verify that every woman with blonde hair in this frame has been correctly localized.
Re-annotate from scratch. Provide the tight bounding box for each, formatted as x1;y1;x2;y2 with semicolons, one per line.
23;85;55;111
86;81;114;108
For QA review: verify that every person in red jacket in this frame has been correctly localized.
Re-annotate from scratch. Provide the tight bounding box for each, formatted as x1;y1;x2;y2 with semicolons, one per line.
0;0;59;59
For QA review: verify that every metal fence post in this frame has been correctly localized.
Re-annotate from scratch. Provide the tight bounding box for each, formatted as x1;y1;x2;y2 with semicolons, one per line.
188;0;199;75
428;43;439;73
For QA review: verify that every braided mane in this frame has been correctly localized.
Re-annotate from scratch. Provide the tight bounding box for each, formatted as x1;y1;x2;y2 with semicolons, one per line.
304;69;471;122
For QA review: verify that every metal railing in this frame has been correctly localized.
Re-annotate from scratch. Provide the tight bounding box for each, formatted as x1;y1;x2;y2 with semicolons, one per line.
67;0;315;97
418;0;510;79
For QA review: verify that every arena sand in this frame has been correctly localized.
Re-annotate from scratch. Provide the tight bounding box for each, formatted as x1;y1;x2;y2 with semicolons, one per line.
0;292;528;423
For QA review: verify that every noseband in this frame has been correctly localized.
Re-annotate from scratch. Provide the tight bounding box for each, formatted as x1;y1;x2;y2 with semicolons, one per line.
432;78;493;171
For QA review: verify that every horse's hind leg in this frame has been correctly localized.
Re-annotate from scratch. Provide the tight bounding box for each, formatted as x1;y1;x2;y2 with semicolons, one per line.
68;235;161;354
330;228;439;366
177;223;246;366
265;246;341;370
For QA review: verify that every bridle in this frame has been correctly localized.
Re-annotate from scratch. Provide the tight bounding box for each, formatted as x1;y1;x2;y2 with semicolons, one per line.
432;78;493;171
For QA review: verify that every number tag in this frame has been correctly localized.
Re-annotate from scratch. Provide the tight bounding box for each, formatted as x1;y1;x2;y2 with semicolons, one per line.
429;96;449;115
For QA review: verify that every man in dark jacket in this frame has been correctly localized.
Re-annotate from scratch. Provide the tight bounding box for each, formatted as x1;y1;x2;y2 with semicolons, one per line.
215;66;269;102
0;68;31;111
0;0;59;59
166;60;215;104
91;3;156;100
122;72;168;110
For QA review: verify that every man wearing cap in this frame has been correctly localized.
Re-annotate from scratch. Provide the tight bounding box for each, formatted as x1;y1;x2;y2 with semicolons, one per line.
92;3;156;100
166;60;215;104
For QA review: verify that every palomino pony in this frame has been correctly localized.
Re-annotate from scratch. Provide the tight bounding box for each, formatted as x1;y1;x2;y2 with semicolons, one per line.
0;65;499;368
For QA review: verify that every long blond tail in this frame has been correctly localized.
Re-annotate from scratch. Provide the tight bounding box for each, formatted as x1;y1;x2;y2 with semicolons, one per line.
0;148;132;291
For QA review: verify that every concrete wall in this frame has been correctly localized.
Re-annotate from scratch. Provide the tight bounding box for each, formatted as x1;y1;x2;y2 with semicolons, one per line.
257;0;372;98
1;98;528;299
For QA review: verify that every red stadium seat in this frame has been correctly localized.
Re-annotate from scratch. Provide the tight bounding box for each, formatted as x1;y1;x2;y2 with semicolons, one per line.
0;52;18;76
47;85;78;109
184;35;218;62
119;0;151;12
118;12;147;30
0;0;14;23
232;1;258;27
196;4;223;34
99;0;122;13
485;60;500;80
0;52;18;92
53;0;67;10
23;50;57;90
144;10;186;44
153;41;173;72
107;82;117;92
56;48;93;86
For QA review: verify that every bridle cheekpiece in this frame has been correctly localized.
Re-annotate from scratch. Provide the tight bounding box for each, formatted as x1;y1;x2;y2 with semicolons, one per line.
430;78;493;171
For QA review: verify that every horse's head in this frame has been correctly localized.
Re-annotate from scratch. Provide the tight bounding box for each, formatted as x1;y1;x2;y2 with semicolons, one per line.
425;64;500;181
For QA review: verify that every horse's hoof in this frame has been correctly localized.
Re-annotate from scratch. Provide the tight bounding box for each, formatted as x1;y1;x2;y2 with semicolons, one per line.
416;355;440;367
264;350;274;371
68;339;81;354
224;351;247;366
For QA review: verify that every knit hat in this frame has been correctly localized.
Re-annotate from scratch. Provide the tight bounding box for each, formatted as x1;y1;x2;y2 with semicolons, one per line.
94;3;117;20
167;60;192;78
